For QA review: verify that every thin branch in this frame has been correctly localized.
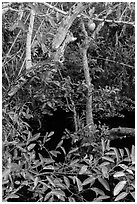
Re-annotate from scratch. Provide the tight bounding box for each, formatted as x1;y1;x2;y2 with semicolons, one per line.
43;2;135;26
26;8;35;70
94;57;134;69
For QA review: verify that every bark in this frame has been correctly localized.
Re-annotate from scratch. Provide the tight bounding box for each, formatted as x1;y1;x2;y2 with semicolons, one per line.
80;20;96;137
26;8;35;70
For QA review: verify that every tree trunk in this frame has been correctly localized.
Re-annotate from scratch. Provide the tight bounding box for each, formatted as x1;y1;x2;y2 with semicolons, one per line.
82;48;95;135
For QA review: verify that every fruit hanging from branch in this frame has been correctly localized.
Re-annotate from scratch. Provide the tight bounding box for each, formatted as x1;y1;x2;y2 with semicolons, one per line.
88;19;96;31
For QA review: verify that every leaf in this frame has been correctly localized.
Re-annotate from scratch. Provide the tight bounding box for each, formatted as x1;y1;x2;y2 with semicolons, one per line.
102;156;115;163
51;189;65;197
6;194;19;199
75;177;83;192
47;131;54;138
44;191;52;201
82;176;96;186
93;195;110;201
46;176;55;187
79;165;88;174
91;187;105;196
63;176;70;188
43;165;54;171
68;147;78;154
27;133;41;144
114;191;128;201
98;177;110;191
131;145;135;164
50;150;60;157
99;161;110;168
33;177;39;189
112;147;120;162
101;138;106;153
119;148;124;158
27;143;36;151
124;147;130;159
60;146;66;155
25;171;35;181
113;171;125;178
118;163;128;170
101;166;109;179
70;159;79;166
113;180;127;196
56;140;63;149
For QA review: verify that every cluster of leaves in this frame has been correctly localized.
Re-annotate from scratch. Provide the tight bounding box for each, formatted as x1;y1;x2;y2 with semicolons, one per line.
2;116;135;202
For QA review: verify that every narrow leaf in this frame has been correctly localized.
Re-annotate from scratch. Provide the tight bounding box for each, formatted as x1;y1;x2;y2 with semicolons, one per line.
46;176;55;187
98;177;110;191
114;191;128;201
102;156;115;163
75;177;83;192
101;166;109;179
93;195;110;201
113;171;125;178
82;176;96;186
27;143;36;151
91;187;105;196
51;189;65;197
113;181;127;196
79;165;88;174
63;176;70;188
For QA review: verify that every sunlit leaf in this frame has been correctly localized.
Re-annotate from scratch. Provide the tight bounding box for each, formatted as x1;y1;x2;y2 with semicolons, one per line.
131;145;135;164
93;195;110;201
75;177;83;192
113;180;127;196
50;150;60;157
119;148;124;158
63;176;70;188
27;133;41;144
101;138;106;153
68;147;78;154
47;131;54;138
101;166;109;178
91;187;105;196
46;176;55;187
79;165;88;174
82;176;96;186
114;191;128;201
33;177;39;189
99;161;110;168
51;189;65;197
56;140;63;149
113;171;125;178
27;143;36;151
102;156;115;163
70;159;79;166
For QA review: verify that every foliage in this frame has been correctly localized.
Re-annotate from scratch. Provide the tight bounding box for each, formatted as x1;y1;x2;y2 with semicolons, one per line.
2;120;135;202
2;2;135;202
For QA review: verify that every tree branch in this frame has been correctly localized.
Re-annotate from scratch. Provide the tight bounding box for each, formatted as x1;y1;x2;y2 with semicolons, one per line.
26;7;35;70
43;2;135;27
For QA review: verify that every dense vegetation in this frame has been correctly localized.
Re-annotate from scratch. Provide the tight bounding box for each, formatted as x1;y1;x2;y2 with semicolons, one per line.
2;2;135;202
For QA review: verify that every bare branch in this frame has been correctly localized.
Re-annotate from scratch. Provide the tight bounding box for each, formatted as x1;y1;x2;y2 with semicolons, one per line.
26;7;35;70
43;2;135;27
